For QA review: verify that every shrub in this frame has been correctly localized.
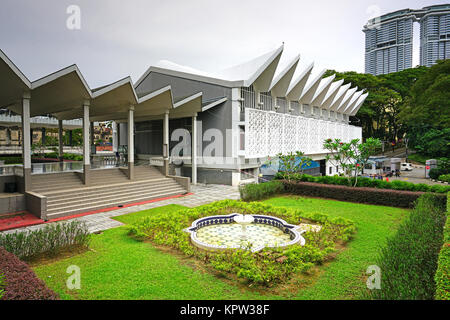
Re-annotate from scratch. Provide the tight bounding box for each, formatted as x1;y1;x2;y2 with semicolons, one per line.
275;173;450;194
0;156;23;165
438;174;450;183
128;200;356;285
434;192;450;300
283;180;446;208
430;168;444;180
370;194;447;300
0;272;5;299
0;221;91;260
0;247;58;300
239;181;284;202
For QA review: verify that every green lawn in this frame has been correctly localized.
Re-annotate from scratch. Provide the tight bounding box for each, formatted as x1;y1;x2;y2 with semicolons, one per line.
33;197;408;300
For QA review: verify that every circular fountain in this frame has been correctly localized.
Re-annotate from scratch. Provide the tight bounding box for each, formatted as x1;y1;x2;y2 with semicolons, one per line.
185;213;306;252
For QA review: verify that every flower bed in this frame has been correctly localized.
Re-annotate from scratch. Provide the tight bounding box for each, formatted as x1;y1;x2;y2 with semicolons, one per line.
128;200;356;285
0;246;59;300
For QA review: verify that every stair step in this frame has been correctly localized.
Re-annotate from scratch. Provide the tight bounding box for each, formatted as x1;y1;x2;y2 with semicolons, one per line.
39;178;171;196
45;190;186;219
46;183;183;205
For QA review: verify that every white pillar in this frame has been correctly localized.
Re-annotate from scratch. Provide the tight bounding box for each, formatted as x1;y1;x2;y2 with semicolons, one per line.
82;101;91;185
192;114;198;184
58;120;64;162
22;92;32;192
163;111;169;176
112;121;118;153
128;106;135;179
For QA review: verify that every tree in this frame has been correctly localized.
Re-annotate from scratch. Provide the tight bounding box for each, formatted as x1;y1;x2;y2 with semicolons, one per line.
270;151;312;182
324;138;381;187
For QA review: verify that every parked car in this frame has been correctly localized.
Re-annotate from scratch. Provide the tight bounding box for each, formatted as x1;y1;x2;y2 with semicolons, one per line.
401;163;413;171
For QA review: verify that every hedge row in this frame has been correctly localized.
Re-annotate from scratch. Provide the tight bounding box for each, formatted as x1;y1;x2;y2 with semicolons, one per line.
239;181;284;201
283;181;447;208
435;192;450;300
370;194;447;300
0;221;91;260
275;173;450;194
0;247;58;300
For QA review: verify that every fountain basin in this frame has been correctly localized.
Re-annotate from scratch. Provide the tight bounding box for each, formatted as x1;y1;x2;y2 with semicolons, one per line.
185;213;306;253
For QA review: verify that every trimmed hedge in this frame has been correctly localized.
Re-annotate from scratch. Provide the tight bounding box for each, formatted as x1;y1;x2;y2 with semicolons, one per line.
0;247;59;300
0;221;91;260
283;180;446;208
435;192;450;300
239;181;284;201
438;174;450;183
275;173;450;194
371;194;447;300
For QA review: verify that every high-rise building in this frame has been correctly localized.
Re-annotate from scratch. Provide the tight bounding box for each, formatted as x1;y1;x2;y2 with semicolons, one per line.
364;4;450;75
420;4;450;67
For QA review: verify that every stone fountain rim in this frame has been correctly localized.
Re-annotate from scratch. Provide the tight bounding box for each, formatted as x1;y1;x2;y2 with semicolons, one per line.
184;213;306;253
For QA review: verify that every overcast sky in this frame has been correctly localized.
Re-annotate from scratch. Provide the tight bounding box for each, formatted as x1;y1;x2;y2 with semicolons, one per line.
0;0;444;88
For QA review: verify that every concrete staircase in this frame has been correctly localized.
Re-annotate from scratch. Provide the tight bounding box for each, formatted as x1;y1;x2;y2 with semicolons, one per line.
30;166;188;220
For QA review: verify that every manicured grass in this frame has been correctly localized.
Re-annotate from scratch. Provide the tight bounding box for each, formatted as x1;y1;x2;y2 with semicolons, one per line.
263;197;409;299
33;198;408;300
33;205;270;300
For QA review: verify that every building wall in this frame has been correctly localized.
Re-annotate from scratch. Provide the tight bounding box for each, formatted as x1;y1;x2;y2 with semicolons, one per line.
420;13;450;67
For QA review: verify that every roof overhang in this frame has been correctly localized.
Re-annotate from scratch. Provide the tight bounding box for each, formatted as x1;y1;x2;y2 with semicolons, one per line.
336;87;358;113
321;79;345;109
202;97;228;112
329;83;352;111
342;89;364;114
350;93;369;116
310;75;336;107
299;69;327;105
286;63;314;101
0;49;31;109
269;55;300;97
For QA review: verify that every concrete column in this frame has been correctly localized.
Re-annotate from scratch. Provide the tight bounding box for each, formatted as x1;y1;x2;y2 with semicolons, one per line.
21;92;32;192
112;121;118;153
163;111;169;176
128;107;135;180
58;120;64;162
41;127;46;145
6;128;11;145
90;122;95;155
192;114;197;184
82;101;91;185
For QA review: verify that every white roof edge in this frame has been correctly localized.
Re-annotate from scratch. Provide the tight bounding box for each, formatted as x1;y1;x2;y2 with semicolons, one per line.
343;89;365;114
202;97;228;112
92;76;138;104
0;48;31;88
31;65;92;97
299;69;327;100
336;87;358;112
286;62;314;97
322;79;345;104
242;45;284;88
269;54;300;92
310;74;336;106
350;93;369;116
174;92;203;108
138;85;172;104
329;83;352;111
139;66;244;88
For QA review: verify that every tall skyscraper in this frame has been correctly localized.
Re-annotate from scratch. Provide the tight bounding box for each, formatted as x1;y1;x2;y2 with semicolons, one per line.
364;4;450;75
420;5;450;67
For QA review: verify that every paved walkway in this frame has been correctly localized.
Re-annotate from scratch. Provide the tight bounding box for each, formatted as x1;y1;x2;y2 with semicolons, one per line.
1;185;240;235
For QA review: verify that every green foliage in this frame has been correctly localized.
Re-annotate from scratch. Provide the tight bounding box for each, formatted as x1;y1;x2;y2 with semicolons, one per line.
370;194;447;300
323;138;381;187
410;128;450;158
127;200;355;285
274;173;450;194
0;272;5;299
0;221;91;261
438;175;450;183
434;193;450;300
268;152;312;182
239;181;284;202
45;152;83;161
0;156;23;165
